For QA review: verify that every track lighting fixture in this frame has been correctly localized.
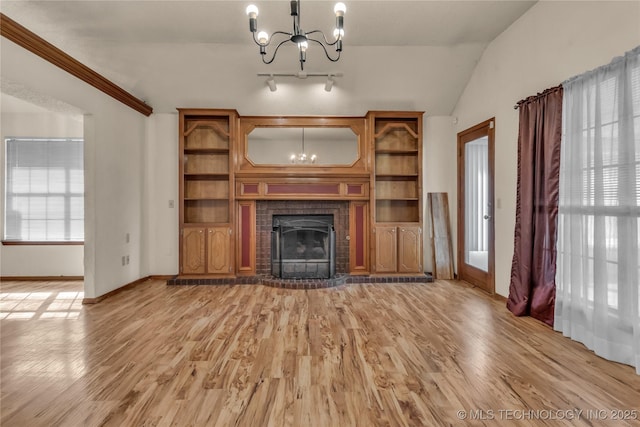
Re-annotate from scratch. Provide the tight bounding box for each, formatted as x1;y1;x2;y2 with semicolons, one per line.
258;72;341;92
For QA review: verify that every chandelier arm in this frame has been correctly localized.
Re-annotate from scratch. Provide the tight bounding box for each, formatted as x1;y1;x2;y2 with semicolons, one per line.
305;30;341;47
307;37;341;62
252;30;293;48
261;38;294;65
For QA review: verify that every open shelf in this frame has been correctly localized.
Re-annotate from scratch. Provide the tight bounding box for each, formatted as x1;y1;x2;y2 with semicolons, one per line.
373;114;421;227
184;152;229;174
184;119;230;150
184;179;229;199
374;122;419;139
374;153;418;176
184;199;230;223
376;200;419;223
376;179;418;199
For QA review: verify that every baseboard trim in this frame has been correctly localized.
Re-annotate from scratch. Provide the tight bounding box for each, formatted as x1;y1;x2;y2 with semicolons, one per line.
149;275;175;281
1;276;84;281
493;293;508;303
82;276;151;304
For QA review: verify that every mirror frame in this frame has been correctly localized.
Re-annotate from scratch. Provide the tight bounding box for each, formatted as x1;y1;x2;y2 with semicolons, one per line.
237;116;369;174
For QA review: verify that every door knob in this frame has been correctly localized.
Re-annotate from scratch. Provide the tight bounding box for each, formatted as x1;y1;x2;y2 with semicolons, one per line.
483;215;491;220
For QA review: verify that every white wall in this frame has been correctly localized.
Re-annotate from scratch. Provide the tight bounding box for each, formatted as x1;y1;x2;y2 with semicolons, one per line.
1;38;148;298
145;113;179;276
0;111;84;277
451;1;640;296
423;116;457;273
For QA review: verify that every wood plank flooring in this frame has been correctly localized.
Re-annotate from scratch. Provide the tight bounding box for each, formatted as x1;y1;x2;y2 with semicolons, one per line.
1;279;639;426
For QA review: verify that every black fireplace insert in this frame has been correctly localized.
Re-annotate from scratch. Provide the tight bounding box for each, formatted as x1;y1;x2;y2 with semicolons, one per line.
271;214;336;279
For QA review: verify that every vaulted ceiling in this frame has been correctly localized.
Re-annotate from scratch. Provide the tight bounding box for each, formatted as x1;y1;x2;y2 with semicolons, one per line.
1;1;537;115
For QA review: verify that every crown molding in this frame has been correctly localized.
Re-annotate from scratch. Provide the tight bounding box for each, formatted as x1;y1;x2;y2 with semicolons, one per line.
0;13;153;117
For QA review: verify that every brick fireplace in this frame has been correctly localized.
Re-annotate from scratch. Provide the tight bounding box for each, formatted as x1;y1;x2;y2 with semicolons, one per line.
255;200;350;276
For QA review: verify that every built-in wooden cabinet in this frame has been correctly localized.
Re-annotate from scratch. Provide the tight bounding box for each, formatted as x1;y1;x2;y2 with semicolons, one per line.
179;109;236;276
374;225;422;274
370;111;424;274
177;109;423;278
206;226;233;274
374;225;398;273
397;225;422;273
182;227;206;274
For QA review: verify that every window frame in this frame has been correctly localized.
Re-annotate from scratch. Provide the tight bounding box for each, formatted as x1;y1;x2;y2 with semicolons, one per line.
3;137;85;244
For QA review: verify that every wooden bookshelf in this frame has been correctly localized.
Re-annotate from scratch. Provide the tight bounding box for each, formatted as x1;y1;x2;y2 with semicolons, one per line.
179;109;237;275
370;112;424;274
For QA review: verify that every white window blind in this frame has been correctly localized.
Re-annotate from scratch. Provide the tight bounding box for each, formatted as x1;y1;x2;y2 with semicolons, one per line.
4;138;84;242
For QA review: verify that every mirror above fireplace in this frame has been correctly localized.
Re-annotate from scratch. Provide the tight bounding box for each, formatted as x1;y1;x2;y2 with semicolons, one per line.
247;126;358;166
238;116;367;172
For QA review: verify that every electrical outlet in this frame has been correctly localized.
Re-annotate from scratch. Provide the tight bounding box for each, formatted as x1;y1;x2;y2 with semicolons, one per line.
168;200;175;208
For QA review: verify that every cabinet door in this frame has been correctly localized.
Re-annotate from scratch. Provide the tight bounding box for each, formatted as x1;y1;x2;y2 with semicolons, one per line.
374;226;398;273
398;226;422;273
182;227;206;274
207;226;232;274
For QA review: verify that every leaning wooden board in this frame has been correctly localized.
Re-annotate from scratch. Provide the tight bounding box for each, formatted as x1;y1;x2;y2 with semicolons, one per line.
428;192;454;279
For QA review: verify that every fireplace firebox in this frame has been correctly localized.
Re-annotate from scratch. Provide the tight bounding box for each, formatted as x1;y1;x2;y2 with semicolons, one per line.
271;215;336;279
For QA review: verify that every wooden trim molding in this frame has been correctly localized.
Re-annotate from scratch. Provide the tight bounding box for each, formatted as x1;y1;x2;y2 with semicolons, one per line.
493;293;508;303
0;13;153;117
82;276;152;304
1;276;83;281
2;241;84;246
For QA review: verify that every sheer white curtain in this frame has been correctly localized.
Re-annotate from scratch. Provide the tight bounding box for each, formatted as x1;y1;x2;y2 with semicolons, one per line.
555;46;640;374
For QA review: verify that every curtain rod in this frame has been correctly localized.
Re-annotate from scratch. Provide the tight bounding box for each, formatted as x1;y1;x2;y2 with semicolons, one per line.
513;85;563;110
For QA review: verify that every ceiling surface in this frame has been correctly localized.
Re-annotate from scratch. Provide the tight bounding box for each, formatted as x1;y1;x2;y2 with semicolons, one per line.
0;0;537;114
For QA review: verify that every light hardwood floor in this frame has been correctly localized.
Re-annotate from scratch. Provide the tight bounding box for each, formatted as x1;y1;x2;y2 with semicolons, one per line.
1;279;639;426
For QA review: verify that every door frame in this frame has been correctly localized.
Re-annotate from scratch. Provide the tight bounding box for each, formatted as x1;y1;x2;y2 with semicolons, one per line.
457;118;495;294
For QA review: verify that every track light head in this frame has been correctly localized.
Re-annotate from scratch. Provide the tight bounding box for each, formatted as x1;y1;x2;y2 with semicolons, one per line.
324;76;334;92
266;75;277;92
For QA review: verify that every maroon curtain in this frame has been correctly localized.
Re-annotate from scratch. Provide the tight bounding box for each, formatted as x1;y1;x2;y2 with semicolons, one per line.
507;86;563;327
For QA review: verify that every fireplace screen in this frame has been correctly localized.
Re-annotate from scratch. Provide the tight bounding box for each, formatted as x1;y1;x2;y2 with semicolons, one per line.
272;215;336;279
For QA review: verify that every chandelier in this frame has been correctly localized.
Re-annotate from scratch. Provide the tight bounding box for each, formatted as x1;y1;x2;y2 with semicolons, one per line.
290;128;317;164
246;0;346;70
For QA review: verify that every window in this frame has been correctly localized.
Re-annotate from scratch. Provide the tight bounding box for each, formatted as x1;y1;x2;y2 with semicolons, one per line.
558;58;640;312
555;46;639;374
4;138;84;242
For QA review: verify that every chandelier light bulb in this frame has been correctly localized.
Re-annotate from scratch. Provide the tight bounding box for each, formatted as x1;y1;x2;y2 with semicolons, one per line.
334;2;346;16
257;31;269;45
333;28;344;39
298;41;308;52
246;4;259;18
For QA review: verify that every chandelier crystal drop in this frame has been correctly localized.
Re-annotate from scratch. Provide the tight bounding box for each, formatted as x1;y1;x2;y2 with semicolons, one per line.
246;0;346;70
